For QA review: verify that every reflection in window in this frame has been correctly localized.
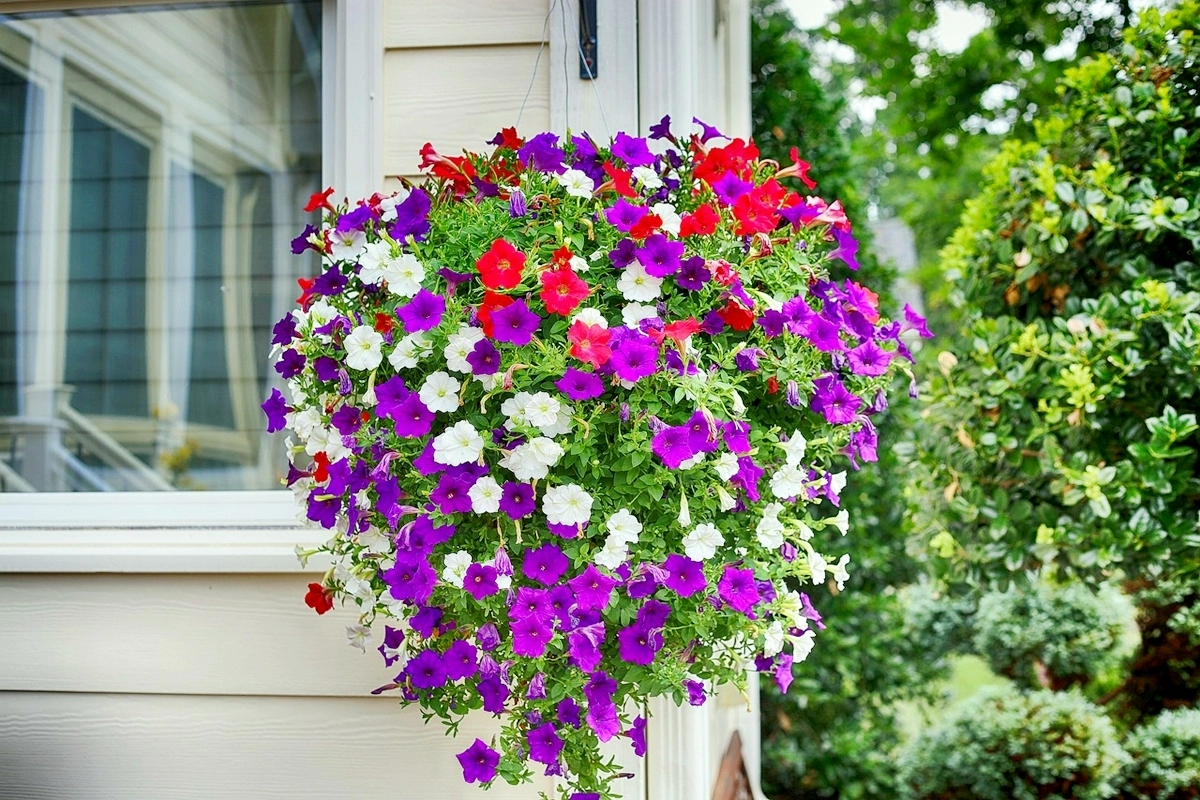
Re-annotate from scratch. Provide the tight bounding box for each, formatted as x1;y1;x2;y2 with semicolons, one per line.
0;3;322;492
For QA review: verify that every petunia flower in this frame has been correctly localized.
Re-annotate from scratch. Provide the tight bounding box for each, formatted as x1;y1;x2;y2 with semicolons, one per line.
432;420;485;465
476;239;526;289
663;554;707;597
615;262;663;302
466;339;502;376
261;389;290;433
406;648;447;689
490;299;541;346
542;483;593;526
555;368;604;401
617;623;661;665
629;716;648;757
527;722;565;765
682;523;724;561
463;563;500;600
476;676;509;714
443;639;478;681
392;393;434;438
522;543;569;586
540;266;590;316
810;374;862;425
499;481;536;519
634;234;685;278
568;565;619;612
651;425;694;469
395;288;445;333
510;614;554;658
456;738;500;784
717;566;760;615
609;336;659;383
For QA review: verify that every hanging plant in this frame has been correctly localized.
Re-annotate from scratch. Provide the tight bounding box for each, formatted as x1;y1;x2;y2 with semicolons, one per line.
262;117;929;799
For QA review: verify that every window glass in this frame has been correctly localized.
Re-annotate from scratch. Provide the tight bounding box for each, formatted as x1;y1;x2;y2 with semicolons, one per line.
0;2;322;492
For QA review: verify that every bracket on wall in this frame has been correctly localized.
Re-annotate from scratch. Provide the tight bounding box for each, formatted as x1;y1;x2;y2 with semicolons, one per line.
578;0;598;79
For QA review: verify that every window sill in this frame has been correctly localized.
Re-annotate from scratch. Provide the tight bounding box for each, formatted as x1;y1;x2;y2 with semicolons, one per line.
0;491;330;573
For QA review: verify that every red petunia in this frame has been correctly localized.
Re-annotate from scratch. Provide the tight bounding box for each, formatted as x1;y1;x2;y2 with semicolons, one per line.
732;193;779;236
478;291;515;338
476;239;527;290
567;320;612;367
766;376;780;395
786;147;818;190
296;276;317;309
551;245;575;267
718;300;755;331
628;213;663;241
540;267;590;316
374;312;396;335
493;126;525;150
304;582;334;615
602;161;637;198
663;318;702;344
311;451;331;483
304;186;335;213
680;204;719;238
711;260;738;286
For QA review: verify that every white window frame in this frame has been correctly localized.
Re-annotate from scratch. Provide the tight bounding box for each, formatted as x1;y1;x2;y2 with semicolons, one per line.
0;0;382;573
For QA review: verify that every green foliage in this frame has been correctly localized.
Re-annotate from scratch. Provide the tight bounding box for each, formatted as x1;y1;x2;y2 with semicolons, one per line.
973;583;1132;689
905;1;1200;587
1119;708;1200;800
898;686;1130;800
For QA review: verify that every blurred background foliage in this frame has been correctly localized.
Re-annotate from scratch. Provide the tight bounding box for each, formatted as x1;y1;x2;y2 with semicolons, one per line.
751;0;1199;798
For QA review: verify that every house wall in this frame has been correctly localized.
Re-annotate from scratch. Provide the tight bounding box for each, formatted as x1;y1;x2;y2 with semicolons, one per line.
0;1;757;798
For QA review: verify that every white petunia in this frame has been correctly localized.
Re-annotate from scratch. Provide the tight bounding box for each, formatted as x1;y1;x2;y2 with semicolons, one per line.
419;371;462;414
344;325;384;371
346;624;372;652
756;503;786;549
829;509;850;536
616;262;663;302
605;508;643;545
432;421;485;465
389;332;432;370
677;491;692;527
378;190;409;223
468;476;503;514
808;551;828;586
538;408;574;438
330;229;366;261
502;445;550;481
571;307;609;329
441;550;473;588
651;202;681;236
682;522;724;561
555;168;596;198
830;554;850;591
829;471;848;498
594;542;629;571
778;430;808;465
678;452;706;470
715;486;737;512
713;452;740;482
570;255;590;273
791;631;816;663
381;252;425;297
444;326;486;373
763;621;786;657
769;463;807;500
632;166;663;189
355;526;392;553
305;425;348;460
306;300;336;331
521;392;562;429
776;590;807;630
621;302;660;328
501;392;533;426
796;521;814;542
542;484;594;526
525;437;565;468
289;407;322;440
358;240;394;285
344;575;375;604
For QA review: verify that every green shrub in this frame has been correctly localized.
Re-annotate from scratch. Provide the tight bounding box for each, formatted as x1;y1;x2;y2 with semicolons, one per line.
973;582;1133;689
899;687;1129;800
1119;708;1200;800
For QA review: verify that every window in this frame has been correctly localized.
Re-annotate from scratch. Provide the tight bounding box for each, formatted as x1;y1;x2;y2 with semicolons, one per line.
0;1;323;492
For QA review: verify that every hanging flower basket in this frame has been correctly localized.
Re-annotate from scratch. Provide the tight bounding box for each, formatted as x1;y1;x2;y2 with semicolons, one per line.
262;117;929;799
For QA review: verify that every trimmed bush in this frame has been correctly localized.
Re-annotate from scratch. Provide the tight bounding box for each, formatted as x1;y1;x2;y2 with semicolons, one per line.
1119;708;1200;800
899;687;1128;800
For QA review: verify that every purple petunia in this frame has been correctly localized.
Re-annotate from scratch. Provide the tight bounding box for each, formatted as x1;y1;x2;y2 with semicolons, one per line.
477;674;509;713
410;606;443;638
275;348;305;379
466;339;502;375
617;622;661;665
396;288;445;333
662;554;707;597
456;738;500;784
685;679;707;706
609;337;659;383
491;299;541;346
406;648;447;689
510;587;554;625
430;473;475;514
651;425;694;469
558;696;582;728
527;722;565;765
374;376;409;419
847;340;893;376
383;551;437;605
392;393;435;438
518;132;566;174
500;481;536;519
605;201;649;233
389;189;431;242
271;314;297;345
810;374;863;425
261;388;290;433
555;368;604;401
463;563;500;600
611;132;655;167
717;566;761;615
568;565;619;612
712;171;752;205
635;234;685;278
510;614;554;658
734;348;761;373
629;716;648;757
675;256;710;291
522;543;570;586
829;227;860;271
567;622;606;672
443;639;479;681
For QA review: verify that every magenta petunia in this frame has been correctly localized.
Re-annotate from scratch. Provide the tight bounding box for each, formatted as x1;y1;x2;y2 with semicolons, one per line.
662;554;707;597
555;368;605;400
443;639;479;681
510;587;554;625
522;543;570;586
456;738;500;784
568;564;619;612
609;337;659;383
500;481;536;519
392;393;434;437
605;199;648;233
810;373;862;425
629;715;647;757
510;614;554;658
651;425;694;469
463;563;500;600
847;339;893;376
717;565;760;615
611;132;655;167
567;622;605;672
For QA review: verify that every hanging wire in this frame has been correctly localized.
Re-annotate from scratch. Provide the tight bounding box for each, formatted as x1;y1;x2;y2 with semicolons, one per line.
516;0;614;140
516;0;557;129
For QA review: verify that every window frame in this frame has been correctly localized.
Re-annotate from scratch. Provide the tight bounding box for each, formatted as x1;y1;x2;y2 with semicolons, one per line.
0;0;382;573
